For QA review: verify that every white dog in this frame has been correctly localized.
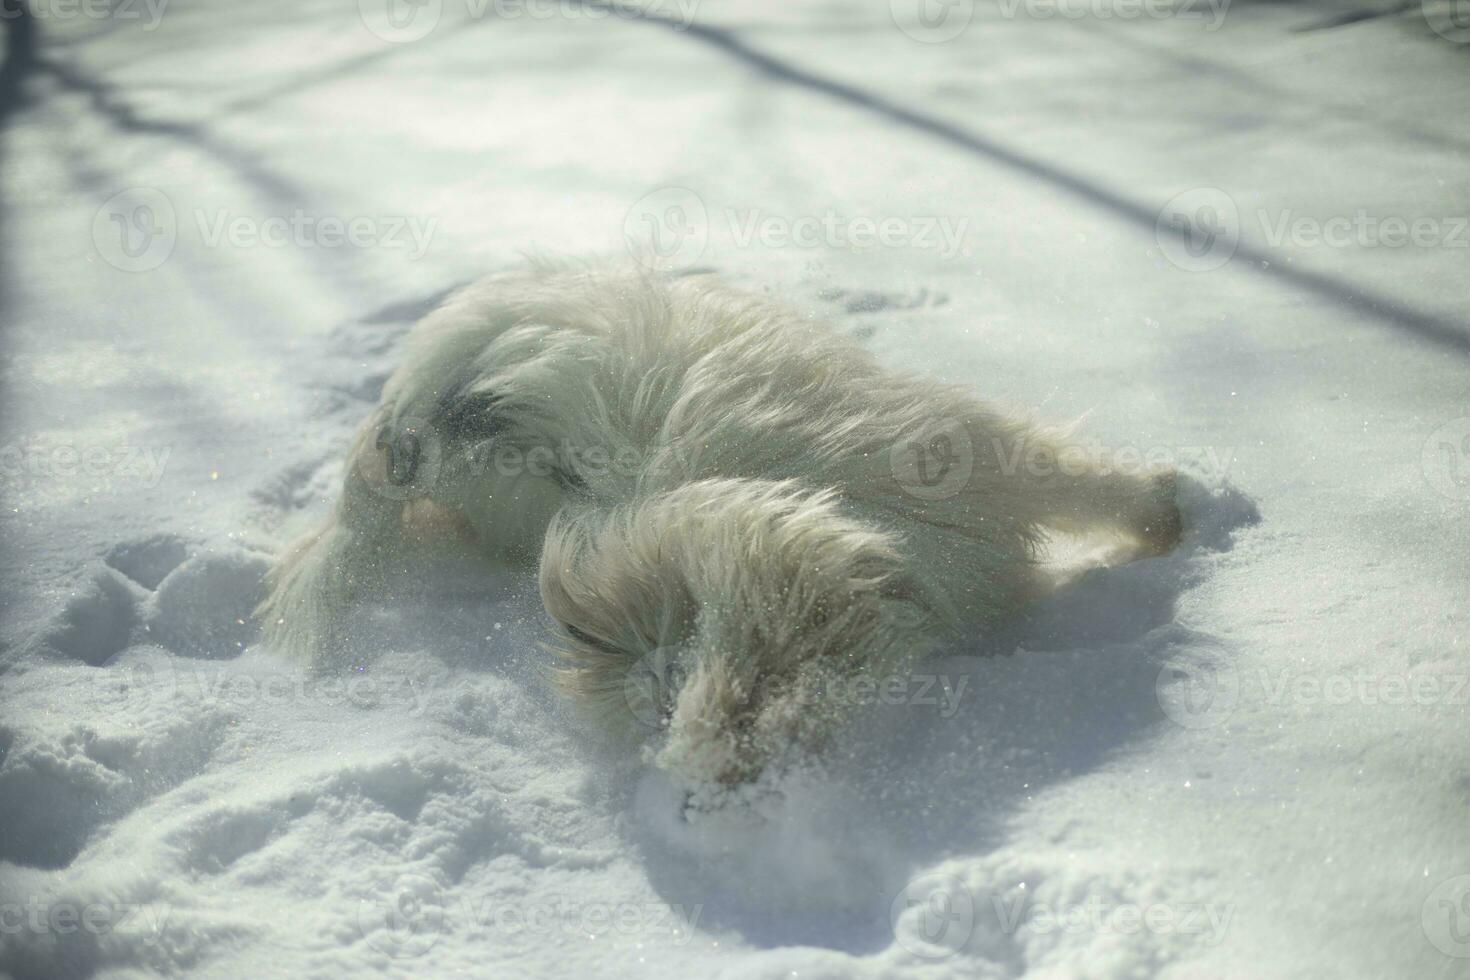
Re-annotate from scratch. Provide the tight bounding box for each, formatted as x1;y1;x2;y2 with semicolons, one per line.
261;260;1180;789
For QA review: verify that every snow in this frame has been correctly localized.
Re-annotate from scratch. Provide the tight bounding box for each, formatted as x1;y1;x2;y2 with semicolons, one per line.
1;1;1468;977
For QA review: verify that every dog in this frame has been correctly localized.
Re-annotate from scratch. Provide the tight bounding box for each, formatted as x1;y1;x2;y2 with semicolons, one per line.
260;260;1181;790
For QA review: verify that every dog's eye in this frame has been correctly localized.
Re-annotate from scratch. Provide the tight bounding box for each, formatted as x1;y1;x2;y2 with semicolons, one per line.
560;622;623;657
551;466;587;493
434;387;502;442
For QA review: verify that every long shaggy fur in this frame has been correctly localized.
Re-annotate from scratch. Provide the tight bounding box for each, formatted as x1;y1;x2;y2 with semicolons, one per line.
260;260;1181;787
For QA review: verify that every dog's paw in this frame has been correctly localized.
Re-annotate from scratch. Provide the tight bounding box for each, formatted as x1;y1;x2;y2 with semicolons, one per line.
1171;470;1261;553
1135;470;1183;557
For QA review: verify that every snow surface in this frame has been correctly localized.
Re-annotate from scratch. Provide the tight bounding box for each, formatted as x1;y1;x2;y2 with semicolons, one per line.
1;1;1468;977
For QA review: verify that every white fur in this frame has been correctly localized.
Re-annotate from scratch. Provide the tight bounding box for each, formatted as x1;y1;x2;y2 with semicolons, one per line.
260;260;1180;788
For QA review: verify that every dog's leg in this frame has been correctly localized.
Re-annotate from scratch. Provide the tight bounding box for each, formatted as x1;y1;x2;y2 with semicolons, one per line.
260;399;565;661
540;478;946;788
1005;430;1182;558
259;408;417;662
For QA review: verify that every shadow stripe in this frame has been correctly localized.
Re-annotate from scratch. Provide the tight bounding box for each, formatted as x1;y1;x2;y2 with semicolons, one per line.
580;0;1470;357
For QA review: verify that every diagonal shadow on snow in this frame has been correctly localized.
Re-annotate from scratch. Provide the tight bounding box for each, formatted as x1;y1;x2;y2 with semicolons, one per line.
575;0;1470;357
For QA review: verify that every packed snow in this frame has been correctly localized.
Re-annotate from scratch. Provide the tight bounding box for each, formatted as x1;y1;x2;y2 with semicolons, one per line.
1;0;1467;977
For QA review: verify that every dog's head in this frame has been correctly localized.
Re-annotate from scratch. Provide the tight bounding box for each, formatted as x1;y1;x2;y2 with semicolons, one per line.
540;477;941;789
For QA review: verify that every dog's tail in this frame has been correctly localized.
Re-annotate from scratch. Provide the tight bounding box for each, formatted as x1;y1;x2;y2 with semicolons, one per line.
538;477;948;786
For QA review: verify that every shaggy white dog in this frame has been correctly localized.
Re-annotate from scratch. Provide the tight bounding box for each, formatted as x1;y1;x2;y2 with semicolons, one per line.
261;261;1180;789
